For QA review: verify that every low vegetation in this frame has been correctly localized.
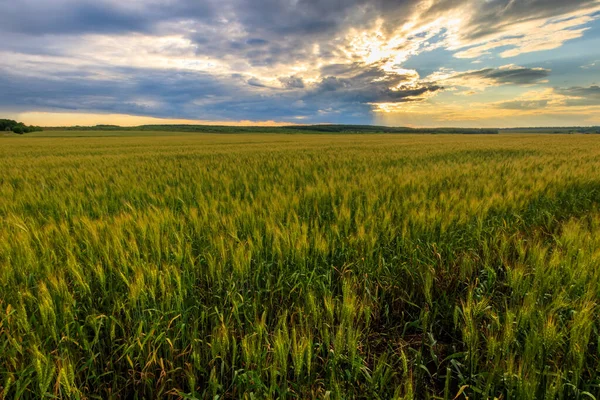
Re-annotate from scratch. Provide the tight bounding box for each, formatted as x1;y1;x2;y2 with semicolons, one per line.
1;133;599;399
503;126;600;134
44;124;500;134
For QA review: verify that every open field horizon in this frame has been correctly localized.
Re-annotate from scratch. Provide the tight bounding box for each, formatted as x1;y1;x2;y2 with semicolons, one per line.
2;133;600;398
4;125;600;139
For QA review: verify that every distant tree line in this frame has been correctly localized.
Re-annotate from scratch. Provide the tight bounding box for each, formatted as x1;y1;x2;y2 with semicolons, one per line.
502;127;600;134
46;124;500;134
0;119;43;134
284;124;499;134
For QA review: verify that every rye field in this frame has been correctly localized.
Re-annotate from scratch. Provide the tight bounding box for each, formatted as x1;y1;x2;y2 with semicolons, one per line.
1;133;600;399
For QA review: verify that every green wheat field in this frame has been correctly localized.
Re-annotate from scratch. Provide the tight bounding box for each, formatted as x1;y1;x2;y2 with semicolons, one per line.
1;132;600;399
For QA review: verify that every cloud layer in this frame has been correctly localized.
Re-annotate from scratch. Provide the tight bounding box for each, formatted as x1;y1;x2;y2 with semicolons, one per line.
1;0;600;125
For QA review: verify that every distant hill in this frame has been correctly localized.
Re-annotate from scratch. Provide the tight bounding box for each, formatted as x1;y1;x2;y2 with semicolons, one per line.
33;124;600;135
44;124;500;134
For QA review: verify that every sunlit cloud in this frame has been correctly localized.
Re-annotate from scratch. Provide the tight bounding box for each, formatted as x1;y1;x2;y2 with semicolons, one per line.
452;11;600;58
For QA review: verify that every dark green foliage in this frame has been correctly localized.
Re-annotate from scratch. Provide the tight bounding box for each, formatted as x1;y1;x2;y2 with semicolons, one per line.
0;119;43;134
503;126;600;134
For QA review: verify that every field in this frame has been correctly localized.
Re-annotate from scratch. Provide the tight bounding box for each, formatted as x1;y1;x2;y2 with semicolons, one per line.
1;132;600;399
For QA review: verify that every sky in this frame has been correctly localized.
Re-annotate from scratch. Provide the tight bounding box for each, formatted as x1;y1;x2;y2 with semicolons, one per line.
1;0;600;128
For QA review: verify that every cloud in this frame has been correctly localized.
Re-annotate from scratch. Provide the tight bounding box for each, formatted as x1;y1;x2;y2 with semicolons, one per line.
496;100;551;110
423;65;551;94
491;86;600;111
581;60;599;69
279;76;305;89
0;61;438;124
374;86;600;128
0;66;237;118
4;0;598;67
556;85;600;106
0;0;599;124
451;65;550;85
450;1;600;58
247;77;268;87
0;0;215;35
